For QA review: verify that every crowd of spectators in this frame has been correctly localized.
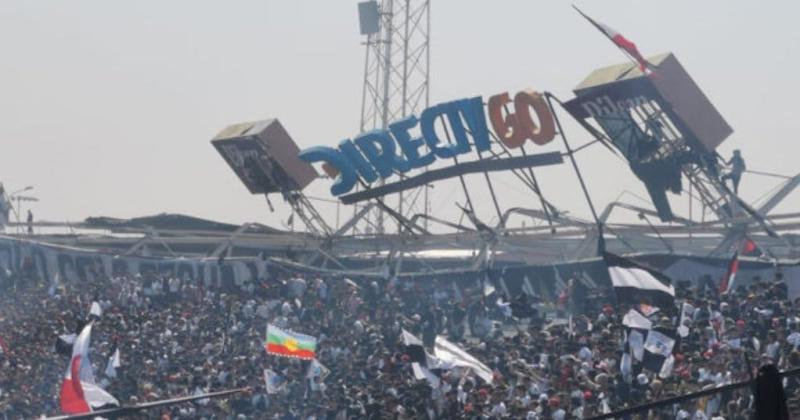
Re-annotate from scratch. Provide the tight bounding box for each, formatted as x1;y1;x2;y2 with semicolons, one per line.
0;262;798;419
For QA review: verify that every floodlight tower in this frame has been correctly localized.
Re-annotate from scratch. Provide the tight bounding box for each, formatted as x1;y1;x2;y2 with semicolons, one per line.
355;0;431;234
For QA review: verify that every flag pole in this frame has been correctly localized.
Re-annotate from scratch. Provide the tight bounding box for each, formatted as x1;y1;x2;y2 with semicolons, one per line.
571;4;646;71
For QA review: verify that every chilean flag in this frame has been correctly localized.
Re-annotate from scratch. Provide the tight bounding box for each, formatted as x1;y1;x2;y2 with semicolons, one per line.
59;323;119;414
574;7;652;72
741;237;762;257
719;251;739;295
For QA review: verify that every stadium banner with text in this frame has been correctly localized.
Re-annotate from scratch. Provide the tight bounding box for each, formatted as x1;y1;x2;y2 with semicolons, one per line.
0;236;268;289
298;89;560;197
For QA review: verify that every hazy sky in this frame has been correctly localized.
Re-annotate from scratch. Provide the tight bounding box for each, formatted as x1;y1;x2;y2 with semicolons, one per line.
1;1;798;231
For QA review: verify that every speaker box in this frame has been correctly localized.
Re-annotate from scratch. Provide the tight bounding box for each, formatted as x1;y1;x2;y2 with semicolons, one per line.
212;119;318;194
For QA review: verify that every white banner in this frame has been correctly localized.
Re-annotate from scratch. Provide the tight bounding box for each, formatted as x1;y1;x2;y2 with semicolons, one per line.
434;336;493;384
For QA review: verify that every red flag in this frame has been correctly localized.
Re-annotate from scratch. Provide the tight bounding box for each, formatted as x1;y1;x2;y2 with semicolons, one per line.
719;251;739;295
741;238;761;257
59;323;118;414
60;324;92;414
573;7;652;72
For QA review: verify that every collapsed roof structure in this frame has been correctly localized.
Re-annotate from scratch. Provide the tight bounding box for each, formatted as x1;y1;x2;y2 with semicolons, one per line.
3;54;800;277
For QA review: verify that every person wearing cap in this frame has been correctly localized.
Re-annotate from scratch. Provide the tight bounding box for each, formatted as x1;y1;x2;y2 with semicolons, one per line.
721;149;746;194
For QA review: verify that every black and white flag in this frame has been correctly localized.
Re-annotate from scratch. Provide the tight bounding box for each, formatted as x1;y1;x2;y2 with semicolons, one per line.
622;308;653;331
411;362;441;388
55;333;76;356
643;330;676;357
401;329;428;366
642;328;677;373
604;253;675;308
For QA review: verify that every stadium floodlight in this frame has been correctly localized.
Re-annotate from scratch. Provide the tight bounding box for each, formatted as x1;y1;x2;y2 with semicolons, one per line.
358;1;380;35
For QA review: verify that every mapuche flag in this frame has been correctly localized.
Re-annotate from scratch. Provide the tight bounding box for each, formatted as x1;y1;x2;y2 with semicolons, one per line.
265;324;317;360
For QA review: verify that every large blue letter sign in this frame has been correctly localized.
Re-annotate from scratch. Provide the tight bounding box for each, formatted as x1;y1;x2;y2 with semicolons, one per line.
298;90;554;196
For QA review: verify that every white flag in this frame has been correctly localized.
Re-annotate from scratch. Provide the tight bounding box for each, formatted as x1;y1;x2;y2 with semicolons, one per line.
104;348;120;378
401;329;424;347
434;336;493;384
306;359;330;381
264;369;284;395
677;302;695;338
643;330;676;357
620;352;632;381
629;330;645;361
658;354;675;379
622;309;652;331
482;280;496;297
89;301;102;317
412;362;440;388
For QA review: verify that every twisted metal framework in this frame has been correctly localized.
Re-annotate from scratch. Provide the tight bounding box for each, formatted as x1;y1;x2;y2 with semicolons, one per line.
355;0;431;235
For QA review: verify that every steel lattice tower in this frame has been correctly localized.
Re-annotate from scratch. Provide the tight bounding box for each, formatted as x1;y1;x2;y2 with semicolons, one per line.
355;0;431;235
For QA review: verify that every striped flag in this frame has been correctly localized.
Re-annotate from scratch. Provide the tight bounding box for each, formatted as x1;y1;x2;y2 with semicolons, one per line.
642;329;677;373
573;6;652;72
401;329;445;369
719;251;739;295
265;324;317;360
604;253;675;308
741;237;762;257
59;323;119;414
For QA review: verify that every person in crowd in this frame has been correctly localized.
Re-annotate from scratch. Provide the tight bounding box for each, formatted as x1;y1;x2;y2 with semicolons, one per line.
0;261;797;419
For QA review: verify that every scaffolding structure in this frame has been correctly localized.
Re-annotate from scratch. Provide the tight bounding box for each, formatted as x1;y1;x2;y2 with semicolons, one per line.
355;0;431;234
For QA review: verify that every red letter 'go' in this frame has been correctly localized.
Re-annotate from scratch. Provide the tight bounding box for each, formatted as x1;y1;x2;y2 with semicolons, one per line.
488;90;556;148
